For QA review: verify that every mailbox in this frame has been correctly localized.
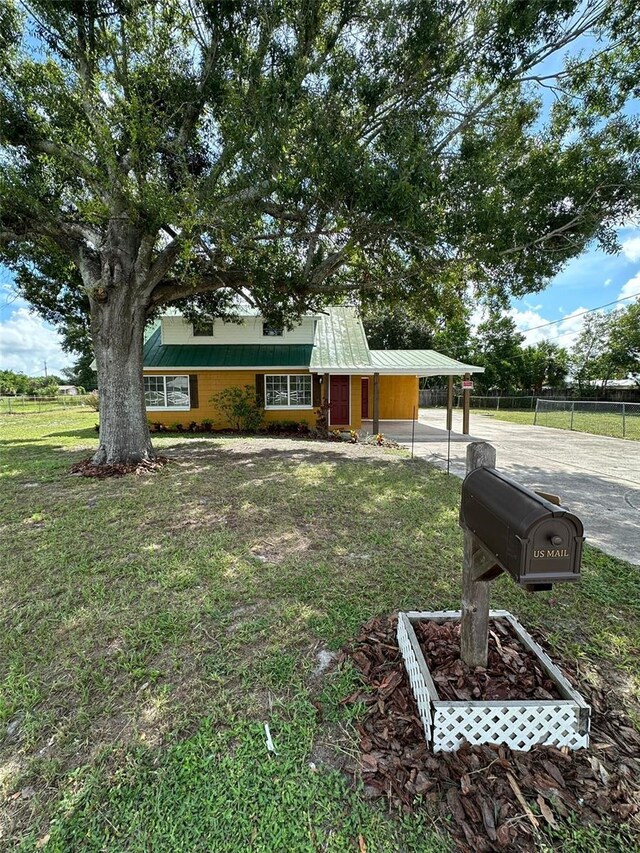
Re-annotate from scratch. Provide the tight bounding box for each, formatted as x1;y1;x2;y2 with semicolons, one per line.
460;467;584;588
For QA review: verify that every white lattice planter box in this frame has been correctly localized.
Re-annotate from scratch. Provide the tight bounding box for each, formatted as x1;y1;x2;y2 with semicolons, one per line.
397;610;590;753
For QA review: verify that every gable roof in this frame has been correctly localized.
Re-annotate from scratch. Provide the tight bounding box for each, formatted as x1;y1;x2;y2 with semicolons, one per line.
142;306;483;375
310;306;371;370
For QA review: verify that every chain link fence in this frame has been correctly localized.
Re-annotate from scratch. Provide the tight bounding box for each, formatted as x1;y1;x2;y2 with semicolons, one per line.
419;390;536;409
534;398;640;440
0;395;94;415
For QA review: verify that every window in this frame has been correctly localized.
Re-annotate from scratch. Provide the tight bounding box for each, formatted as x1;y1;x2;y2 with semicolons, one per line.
193;320;214;337
144;375;190;409
262;323;284;337
265;374;312;408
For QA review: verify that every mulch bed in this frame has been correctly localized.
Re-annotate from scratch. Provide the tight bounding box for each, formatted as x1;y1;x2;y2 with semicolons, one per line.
415;619;561;702
69;456;170;478
339;615;640;852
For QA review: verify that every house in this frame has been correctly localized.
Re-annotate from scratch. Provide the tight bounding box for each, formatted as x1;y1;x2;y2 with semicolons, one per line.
58;385;79;396
143;306;483;431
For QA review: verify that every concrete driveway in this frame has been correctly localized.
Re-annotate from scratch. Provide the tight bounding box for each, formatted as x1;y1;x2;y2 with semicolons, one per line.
366;411;640;565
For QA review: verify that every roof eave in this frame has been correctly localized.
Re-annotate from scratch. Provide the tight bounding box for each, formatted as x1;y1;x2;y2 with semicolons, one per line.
309;366;484;375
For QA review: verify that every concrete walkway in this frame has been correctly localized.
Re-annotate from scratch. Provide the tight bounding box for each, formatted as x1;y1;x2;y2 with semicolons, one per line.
365;412;640;565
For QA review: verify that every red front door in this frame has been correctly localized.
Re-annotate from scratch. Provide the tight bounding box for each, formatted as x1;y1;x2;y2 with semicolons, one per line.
329;376;350;425
361;378;369;419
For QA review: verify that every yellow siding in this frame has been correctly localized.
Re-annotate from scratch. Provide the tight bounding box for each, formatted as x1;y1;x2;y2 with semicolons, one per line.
350;376;362;430
144;370;417;429
378;375;419;420
144;369;320;429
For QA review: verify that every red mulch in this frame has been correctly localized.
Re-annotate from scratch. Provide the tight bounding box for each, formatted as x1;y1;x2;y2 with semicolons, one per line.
339;615;640;852
69;456;170;478
415;619;561;702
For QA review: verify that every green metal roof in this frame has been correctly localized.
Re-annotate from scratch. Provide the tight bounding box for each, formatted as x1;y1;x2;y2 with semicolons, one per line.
142;309;482;375
143;328;312;368
310;306;371;370
369;350;484;375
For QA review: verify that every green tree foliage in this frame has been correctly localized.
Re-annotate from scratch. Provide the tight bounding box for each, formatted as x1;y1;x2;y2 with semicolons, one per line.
570;312;618;392
571;302;640;390
1;1;639;462
607;301;640;382
519;341;569;393
0;369;61;395
471;314;525;393
62;352;97;391
361;302;472;362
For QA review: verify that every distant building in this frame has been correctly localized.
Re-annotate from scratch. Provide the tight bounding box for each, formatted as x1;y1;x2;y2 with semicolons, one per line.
58;385;79;396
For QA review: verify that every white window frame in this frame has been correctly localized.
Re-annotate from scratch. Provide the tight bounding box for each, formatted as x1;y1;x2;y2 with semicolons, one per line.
262;322;284;337
264;374;313;410
144;374;191;411
192;320;214;337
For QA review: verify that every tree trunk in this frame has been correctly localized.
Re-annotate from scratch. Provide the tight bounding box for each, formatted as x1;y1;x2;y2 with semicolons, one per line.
91;291;154;465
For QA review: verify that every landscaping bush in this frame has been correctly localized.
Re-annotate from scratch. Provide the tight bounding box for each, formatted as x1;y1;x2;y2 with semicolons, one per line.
87;390;100;411
264;419;310;434
211;385;264;432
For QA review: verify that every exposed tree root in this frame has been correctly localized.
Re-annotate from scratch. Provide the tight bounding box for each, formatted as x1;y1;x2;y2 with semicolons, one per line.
70;455;170;478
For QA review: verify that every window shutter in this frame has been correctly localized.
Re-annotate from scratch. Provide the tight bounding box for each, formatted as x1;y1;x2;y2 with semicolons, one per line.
189;375;199;409
255;374;265;406
312;374;321;407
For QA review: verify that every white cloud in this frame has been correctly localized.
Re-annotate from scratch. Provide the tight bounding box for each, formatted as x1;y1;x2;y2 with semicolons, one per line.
604;278;612;287
617;272;640;304
620;236;640;263
508;305;588;348
0;308;74;377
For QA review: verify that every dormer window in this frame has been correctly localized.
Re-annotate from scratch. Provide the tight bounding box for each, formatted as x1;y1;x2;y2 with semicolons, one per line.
263;323;284;337
193;320;214;337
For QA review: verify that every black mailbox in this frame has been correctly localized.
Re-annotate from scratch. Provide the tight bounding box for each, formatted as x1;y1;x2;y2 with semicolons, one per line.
460;467;584;588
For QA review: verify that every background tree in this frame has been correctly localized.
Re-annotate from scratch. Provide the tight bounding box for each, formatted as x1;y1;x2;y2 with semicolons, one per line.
606;302;640;383
569;312;618;393
2;1;639;464
471;314;525;393
0;370;61;395
62;352;97;392
519;340;570;393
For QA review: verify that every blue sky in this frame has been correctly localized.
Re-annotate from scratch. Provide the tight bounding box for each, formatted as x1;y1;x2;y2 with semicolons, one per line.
504;226;640;348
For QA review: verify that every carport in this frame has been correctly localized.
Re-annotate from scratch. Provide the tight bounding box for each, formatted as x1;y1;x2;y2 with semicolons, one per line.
364;351;484;435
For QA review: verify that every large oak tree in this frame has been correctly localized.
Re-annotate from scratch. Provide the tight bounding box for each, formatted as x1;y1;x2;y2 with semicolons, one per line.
1;0;639;463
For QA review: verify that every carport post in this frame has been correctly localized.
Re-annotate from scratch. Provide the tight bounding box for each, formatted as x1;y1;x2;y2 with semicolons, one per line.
462;373;471;435
372;372;380;433
446;375;454;431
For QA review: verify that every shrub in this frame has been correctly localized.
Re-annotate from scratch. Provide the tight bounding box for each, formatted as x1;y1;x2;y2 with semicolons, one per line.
265;419;309;434
211;385;264;432
86;390;100;411
201;419;213;433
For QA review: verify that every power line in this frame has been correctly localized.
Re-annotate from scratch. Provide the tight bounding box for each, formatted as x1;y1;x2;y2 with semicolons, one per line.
520;290;640;332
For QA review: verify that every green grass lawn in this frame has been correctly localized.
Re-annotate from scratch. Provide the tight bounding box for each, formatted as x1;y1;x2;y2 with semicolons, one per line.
474;407;640;440
1;411;639;851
